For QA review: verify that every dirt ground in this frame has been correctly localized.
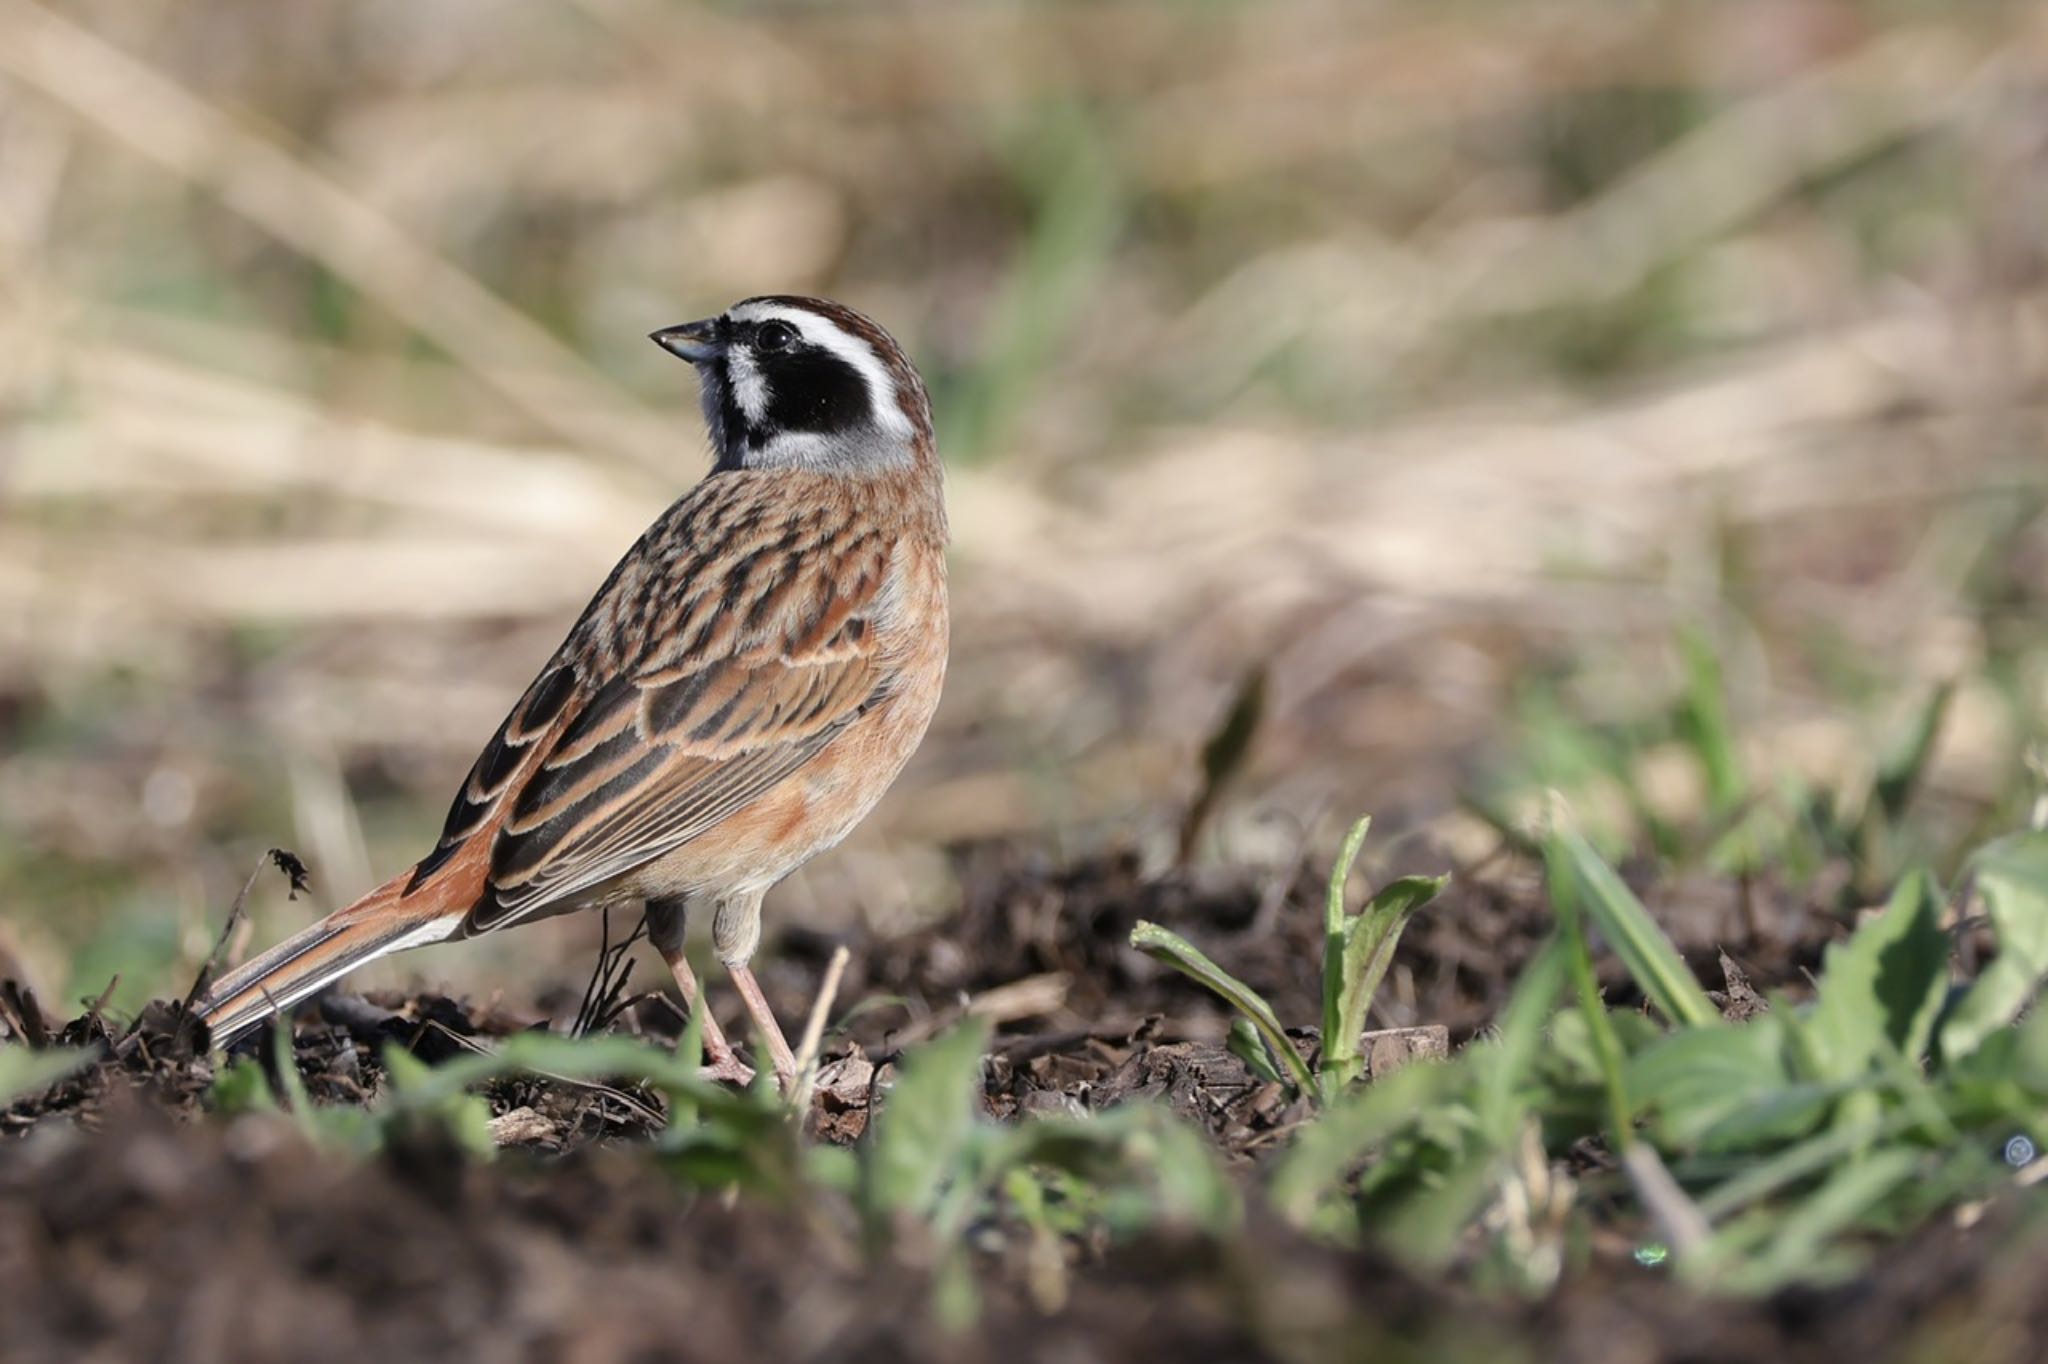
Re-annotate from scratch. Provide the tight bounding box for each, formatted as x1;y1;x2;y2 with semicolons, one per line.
7;847;2041;1364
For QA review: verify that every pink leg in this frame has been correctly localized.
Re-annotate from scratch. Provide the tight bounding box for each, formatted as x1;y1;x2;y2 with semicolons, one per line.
658;945;754;1086
728;963;798;1090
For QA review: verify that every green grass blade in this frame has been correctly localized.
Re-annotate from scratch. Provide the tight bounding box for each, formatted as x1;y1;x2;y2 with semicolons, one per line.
1131;920;1316;1095
1546;828;1720;1029
1552;846;1635;1149
1225;1017;1285;1086
1689;1114;1906;1222
939;103;1123;463
1475;935;1568;1143
1873;682;1954;826
1321;815;1373;1084
1711;1148;1921;1290
1676;626;1746;817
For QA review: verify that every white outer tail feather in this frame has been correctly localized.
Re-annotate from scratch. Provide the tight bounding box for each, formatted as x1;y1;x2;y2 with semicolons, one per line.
195;904;459;1047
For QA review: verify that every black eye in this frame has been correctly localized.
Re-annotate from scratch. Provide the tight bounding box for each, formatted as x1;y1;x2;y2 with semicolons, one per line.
755;320;798;353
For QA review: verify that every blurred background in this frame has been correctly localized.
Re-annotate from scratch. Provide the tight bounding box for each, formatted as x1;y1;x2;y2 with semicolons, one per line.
1;0;2044;1017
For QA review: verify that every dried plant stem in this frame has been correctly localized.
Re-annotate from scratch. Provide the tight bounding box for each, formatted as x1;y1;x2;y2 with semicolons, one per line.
0;0;675;483
788;945;850;1115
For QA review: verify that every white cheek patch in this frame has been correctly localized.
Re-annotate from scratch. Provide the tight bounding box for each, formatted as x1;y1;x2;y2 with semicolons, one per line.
726;344;771;425
726;300;914;442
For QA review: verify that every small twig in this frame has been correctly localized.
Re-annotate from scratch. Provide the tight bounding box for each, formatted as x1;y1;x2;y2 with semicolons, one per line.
589;958;642;1034
0;980;48;1048
0;1;675;482
789;945;851;1116
84;974;120;1018
152;849;307;1056
178;848;309;1016
571;907;618;1034
571;908;647;1038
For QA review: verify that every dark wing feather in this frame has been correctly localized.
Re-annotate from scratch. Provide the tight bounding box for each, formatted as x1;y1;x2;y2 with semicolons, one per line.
407;661;580;891
472;650;883;927
414;477;896;933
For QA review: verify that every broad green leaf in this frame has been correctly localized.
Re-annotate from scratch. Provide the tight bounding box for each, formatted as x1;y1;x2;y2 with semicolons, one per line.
1941;832;2048;1060
1692;1082;1835;1152
1546;829;1720;1029
1628;1016;1793;1150
0;1044;96;1108
1712;1148;1921;1291
1329;874;1447;1091
803;1143;860;1195
1956;995;2048;1088
933;1253;980;1333
1130;920;1315;1095
864;1018;990;1219
1809;869;1947;1077
1542;1005;1663;1088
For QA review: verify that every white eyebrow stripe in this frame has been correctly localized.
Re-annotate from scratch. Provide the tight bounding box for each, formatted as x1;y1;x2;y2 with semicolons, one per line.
726;301;913;440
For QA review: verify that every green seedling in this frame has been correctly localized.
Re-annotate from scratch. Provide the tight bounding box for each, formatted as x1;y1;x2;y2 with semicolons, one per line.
858;1016;1235;1328
1320;816;1450;1097
1132;814;1447;1104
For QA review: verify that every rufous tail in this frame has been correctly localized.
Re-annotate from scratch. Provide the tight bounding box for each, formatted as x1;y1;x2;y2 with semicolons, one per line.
194;871;463;1047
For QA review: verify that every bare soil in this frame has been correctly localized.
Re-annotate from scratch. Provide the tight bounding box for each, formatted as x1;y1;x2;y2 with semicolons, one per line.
4;846;2037;1363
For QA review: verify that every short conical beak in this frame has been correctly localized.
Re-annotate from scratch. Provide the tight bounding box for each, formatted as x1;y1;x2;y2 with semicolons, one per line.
649;318;722;364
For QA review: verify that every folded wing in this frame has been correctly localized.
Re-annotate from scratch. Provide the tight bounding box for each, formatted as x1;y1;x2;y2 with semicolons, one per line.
403;486;896;934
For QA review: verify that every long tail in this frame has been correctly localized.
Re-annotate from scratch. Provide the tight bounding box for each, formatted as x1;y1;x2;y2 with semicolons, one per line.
194;872;464;1047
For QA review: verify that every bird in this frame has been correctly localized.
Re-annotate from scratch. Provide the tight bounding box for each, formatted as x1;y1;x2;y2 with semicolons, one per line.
194;296;949;1088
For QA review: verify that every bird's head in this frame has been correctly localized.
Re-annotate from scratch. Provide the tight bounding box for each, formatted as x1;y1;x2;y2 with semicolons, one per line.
652;296;935;477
